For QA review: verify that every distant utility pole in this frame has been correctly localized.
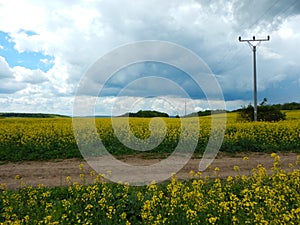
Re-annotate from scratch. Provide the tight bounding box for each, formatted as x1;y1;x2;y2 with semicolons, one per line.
238;35;270;121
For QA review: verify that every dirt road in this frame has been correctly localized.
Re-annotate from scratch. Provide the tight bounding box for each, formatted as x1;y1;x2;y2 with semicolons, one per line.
0;152;299;189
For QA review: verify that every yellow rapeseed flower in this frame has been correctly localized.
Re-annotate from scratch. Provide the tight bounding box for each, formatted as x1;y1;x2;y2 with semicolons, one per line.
242;156;249;161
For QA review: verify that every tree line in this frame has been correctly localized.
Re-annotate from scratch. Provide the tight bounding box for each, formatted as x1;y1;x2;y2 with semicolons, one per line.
236;99;300;122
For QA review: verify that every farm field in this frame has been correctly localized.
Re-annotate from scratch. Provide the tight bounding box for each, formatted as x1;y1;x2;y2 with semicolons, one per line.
0;110;299;224
0;110;299;162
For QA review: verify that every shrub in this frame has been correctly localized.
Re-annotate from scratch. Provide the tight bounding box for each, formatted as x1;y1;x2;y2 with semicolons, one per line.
238;98;286;122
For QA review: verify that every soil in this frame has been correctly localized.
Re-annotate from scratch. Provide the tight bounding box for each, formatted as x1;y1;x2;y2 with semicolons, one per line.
0;152;299;189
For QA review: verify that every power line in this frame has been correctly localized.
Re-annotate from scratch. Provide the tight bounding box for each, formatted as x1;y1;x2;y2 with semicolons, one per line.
245;0;281;31
215;0;297;72
214;0;279;68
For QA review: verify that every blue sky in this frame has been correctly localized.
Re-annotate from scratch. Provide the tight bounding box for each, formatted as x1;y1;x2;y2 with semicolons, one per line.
0;31;53;71
0;0;299;116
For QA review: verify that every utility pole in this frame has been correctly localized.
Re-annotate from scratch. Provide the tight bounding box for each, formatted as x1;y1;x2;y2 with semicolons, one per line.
238;35;270;121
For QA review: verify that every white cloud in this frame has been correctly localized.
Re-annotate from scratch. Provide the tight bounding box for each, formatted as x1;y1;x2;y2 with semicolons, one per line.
0;79;26;94
94;96;227;116
278;27;293;39
40;58;53;65
0;56;49;94
0;94;73;114
13;66;48;84
0;56;13;78
260;46;282;60
0;57;26;94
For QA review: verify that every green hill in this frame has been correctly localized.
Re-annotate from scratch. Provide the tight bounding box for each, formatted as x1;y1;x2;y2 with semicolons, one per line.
0;112;69;118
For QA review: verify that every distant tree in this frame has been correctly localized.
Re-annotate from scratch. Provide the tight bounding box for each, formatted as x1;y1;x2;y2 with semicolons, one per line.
184;109;227;117
238;98;286;122
281;102;300;110
129;110;169;118
197;110;212;117
0;112;69;118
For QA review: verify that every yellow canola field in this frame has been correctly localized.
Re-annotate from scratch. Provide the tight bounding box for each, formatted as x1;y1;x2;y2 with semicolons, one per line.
0;111;299;162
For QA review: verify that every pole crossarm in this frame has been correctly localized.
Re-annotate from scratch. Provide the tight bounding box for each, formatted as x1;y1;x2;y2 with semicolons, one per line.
238;35;270;121
238;35;270;42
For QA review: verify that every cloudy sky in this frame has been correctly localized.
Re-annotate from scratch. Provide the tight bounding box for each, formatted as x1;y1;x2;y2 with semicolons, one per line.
0;0;299;116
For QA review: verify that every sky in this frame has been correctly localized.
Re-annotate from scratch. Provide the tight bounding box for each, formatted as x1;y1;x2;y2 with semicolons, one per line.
0;0;299;116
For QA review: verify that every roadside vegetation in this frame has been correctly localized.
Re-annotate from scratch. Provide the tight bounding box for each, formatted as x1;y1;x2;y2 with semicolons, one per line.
0;154;299;224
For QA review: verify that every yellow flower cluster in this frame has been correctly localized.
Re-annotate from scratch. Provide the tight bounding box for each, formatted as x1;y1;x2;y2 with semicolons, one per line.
1;154;299;224
1;112;299;161
0;118;78;161
224;120;300;151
